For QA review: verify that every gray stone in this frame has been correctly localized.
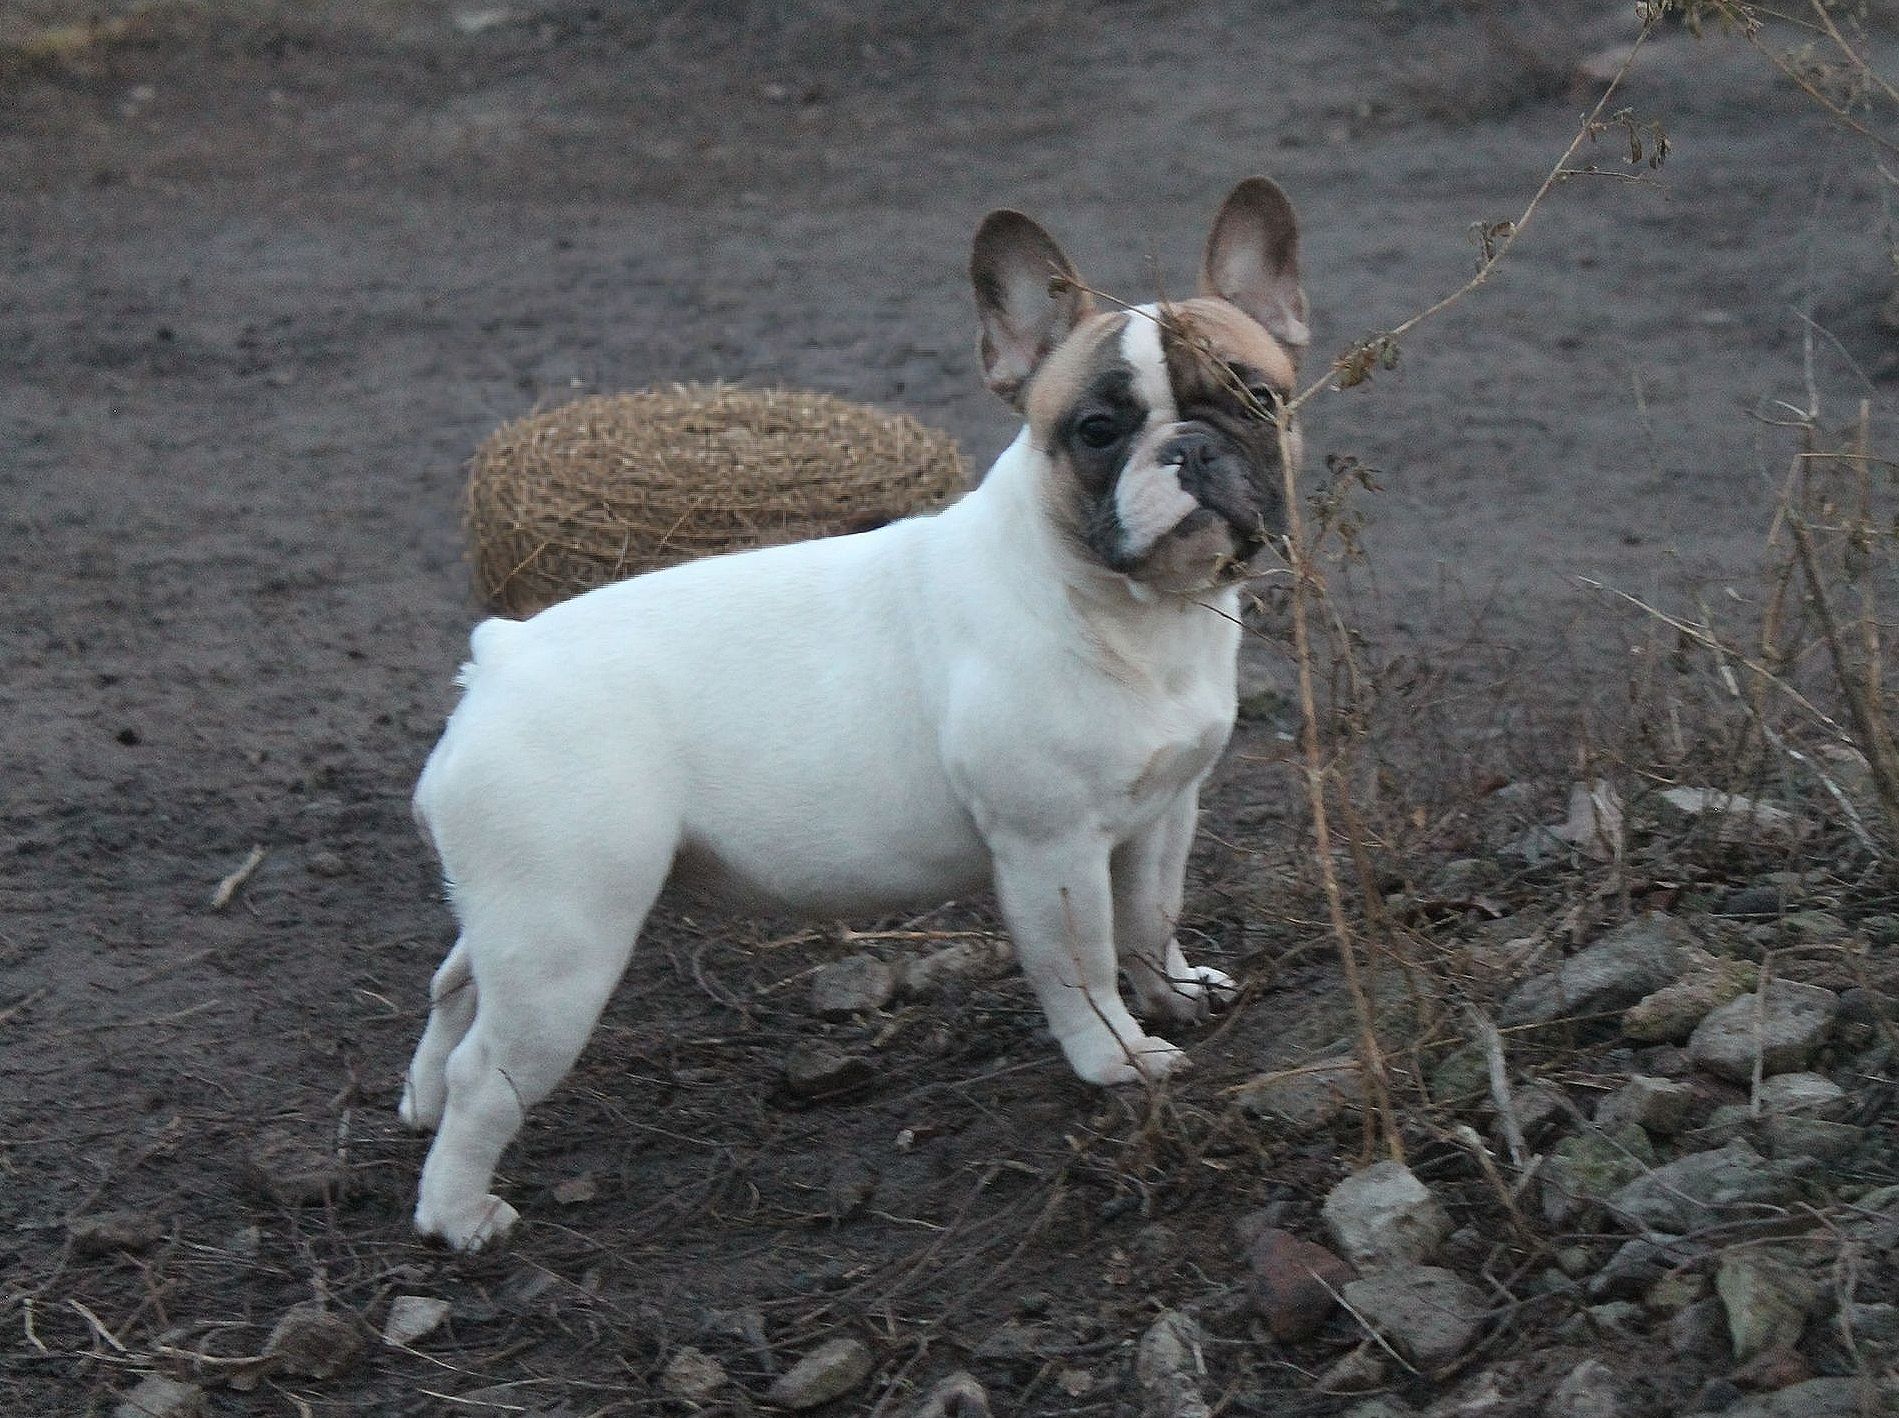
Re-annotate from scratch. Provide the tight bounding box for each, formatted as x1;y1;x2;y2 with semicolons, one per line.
1605;1139;1803;1234
1691;1102;1756;1148
1428;1043;1491;1106
766;1337;874;1410
1236;1058;1362;1129
1316;1342;1389;1395
809;954;896;1017
1840;1301;1899;1345
1687;980;1839;1082
1716;1248;1813;1363
1656;787;1803;845
1588;1238;1666;1301
1755;1071;1847;1119
1699;1377;1888;1418
1501;913;1695;1027
1322;1161;1451;1269
1541;1126;1655;1227
114;1376;206;1418
381;1295;451;1347
1550;1358;1624;1418
1582;1300;1644;1335
1340;1265;1487;1369
895;938;1013;996
661;1346;727;1402
1762;1115;1863;1162
910;1371;991;1418
1669;1296;1730;1361
1622;962;1755;1044
70;1209;163;1256
1594;1075;1693;1135
244;1127;350;1206
264;1303;363;1379
1498;1082;1569;1146
781;1041;876;1101
1134;1310;1210;1418
1345;1401;1418;1418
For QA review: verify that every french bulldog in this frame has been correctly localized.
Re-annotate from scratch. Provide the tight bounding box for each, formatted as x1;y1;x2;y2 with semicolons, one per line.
401;178;1310;1251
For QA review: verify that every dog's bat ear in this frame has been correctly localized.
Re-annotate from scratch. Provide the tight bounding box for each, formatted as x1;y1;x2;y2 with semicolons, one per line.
970;210;1094;408
1199;177;1309;352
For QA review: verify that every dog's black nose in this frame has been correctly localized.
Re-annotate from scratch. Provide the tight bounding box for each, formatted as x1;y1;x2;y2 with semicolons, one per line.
1159;431;1218;473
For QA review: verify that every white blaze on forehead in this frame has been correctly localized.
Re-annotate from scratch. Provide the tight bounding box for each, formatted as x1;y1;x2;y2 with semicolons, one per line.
1112;305;1196;559
1119;304;1176;425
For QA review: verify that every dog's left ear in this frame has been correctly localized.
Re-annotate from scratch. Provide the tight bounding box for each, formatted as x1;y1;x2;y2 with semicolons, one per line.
1199;177;1309;352
971;210;1095;408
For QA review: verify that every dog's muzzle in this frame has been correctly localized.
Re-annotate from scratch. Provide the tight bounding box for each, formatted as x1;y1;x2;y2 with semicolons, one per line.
1155;427;1281;552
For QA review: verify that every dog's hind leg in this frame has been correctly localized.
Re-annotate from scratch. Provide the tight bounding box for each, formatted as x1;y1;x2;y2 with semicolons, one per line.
413;858;666;1252
399;936;476;1133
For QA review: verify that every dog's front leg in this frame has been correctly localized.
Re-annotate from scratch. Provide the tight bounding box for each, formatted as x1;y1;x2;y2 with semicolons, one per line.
1112;788;1237;1024
991;833;1187;1086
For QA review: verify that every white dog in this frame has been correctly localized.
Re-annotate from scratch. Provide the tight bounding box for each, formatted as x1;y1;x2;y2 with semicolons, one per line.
401;178;1310;1251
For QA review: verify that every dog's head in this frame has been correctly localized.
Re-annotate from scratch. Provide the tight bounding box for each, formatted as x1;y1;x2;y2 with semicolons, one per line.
970;179;1308;594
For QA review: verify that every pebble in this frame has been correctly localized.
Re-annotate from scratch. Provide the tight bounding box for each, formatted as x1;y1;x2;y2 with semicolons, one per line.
1716;1249;1813;1363
661;1346;727;1401
1340;1265;1487;1369
766;1336;874;1410
1134;1310;1210;1418
264;1302;363;1379
1762;1114;1863;1162
1687;981;1839;1082
1322;1160;1451;1269
114;1376;206;1418
809;953;896;1017
1656;787;1803;845
909;1370;991;1418
894;938;1013;996
1235;1058;1362;1129
70;1209;163;1257
1606;1139;1804;1233
243;1127;351;1206
1541;1126;1654;1227
1622;959;1755;1044
1669;1296;1730;1361
1755;1071;1846;1119
1594;1075;1694;1135
1691;1377;1885;1418
1247;1227;1355;1340
1550;1358;1624;1418
1501;913;1694;1028
1315;1341;1388;1394
781;1041;876;1102
381;1295;451;1347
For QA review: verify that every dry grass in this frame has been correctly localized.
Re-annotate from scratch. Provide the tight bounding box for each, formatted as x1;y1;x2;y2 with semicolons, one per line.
464;384;967;616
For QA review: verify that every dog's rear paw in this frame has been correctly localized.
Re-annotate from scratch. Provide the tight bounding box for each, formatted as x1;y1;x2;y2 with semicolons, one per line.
1135;965;1238;1025
415;1194;520;1253
1065;1033;1187;1087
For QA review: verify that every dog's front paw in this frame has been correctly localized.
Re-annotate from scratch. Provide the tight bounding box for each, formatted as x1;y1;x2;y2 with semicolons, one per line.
1062;1032;1187;1087
397;1080;443;1133
1134;965;1238;1025
415;1194;520;1253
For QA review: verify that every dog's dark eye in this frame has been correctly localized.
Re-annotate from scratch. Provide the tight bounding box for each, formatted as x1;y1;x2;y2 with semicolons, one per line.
1076;414;1122;449
1245;385;1283;414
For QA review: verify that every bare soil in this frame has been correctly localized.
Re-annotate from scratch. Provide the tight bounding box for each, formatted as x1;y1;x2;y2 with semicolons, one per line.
3;3;1896;1415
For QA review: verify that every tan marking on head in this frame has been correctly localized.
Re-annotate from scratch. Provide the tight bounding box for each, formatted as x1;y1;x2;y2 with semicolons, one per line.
1162;297;1296;397
1022;311;1131;437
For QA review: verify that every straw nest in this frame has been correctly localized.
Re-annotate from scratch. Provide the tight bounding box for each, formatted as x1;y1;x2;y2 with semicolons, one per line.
467;384;969;615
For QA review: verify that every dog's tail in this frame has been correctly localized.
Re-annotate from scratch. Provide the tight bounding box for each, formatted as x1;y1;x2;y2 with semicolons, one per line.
456;616;528;688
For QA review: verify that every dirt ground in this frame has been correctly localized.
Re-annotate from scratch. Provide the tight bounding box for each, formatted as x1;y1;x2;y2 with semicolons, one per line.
3;2;1897;1415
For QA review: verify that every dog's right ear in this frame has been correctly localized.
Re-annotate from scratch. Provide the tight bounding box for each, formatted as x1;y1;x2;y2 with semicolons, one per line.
970;210;1094;408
